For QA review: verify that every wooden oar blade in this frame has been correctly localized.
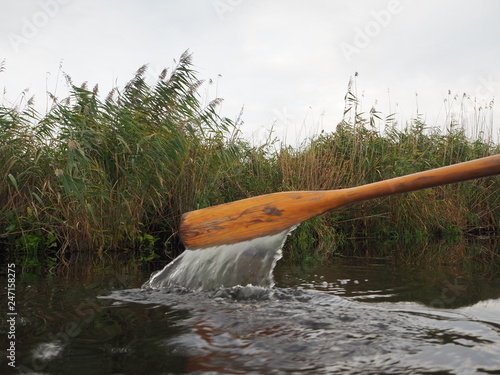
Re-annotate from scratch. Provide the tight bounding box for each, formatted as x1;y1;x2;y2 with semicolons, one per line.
180;191;341;249
180;155;500;250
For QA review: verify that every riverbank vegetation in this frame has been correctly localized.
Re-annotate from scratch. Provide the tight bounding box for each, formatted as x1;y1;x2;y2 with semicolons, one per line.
1;52;499;266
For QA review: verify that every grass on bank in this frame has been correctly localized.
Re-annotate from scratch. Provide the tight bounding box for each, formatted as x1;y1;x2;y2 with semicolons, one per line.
1;52;499;266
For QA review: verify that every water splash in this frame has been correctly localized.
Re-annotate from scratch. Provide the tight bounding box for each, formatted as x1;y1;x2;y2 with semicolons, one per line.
142;227;296;291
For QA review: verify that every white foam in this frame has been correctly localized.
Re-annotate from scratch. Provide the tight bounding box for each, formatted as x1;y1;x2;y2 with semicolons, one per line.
142;227;296;291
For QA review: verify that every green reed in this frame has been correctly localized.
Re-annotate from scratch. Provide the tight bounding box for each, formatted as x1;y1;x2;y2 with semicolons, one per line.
1;53;499;265
1;52;239;259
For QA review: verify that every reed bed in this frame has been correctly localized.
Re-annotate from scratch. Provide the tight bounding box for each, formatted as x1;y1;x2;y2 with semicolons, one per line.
1;53;499;265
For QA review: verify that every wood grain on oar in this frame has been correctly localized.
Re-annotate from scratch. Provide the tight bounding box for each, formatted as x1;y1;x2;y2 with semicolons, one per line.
180;154;500;249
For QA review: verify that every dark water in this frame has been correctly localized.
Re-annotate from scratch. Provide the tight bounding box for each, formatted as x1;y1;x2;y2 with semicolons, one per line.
1;245;500;374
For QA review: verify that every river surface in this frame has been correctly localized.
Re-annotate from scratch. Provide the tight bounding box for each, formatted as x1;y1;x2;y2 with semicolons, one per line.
1;242;500;374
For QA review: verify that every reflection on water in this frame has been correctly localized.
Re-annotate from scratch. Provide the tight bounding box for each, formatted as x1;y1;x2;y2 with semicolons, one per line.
1;244;500;374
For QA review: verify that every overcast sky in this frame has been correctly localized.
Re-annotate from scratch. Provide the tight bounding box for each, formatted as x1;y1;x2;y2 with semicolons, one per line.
1;0;500;145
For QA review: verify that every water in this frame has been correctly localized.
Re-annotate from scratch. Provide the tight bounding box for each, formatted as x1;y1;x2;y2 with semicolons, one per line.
1;242;500;374
142;228;294;290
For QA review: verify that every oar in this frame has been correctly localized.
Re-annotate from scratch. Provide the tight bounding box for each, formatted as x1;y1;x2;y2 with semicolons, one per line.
180;154;500;249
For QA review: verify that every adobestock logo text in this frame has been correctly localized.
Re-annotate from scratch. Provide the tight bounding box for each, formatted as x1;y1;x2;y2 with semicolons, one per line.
8;0;72;53
340;0;403;62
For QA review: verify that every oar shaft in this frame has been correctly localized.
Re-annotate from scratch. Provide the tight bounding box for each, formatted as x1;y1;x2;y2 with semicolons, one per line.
337;154;500;206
